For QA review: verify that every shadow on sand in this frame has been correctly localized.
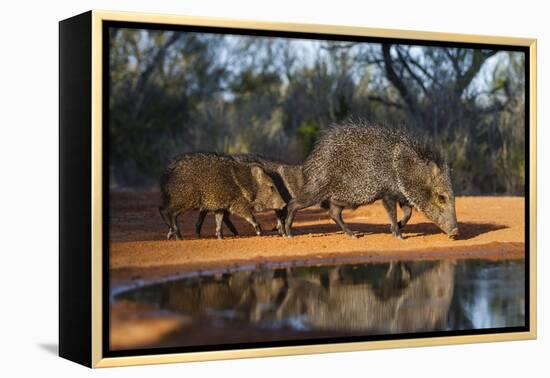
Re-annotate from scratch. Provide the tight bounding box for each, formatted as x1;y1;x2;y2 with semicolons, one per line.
111;199;507;242
290;207;507;241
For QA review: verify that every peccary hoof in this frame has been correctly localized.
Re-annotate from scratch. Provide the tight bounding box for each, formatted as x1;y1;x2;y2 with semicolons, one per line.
392;231;405;240
349;233;358;240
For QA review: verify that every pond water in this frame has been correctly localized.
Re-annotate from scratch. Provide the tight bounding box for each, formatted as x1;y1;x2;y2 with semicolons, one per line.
114;258;525;347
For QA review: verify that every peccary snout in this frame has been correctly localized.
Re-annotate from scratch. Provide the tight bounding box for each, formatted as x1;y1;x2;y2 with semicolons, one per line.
404;159;458;238
433;207;459;238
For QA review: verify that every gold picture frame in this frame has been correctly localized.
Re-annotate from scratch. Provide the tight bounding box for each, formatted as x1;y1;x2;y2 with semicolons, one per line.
59;9;537;368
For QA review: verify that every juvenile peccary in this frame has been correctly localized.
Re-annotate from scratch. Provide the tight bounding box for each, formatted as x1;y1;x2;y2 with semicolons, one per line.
195;154;306;237
159;153;286;240
285;121;459;239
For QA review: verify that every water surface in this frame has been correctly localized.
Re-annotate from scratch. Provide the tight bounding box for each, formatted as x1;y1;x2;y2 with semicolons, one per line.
114;258;525;347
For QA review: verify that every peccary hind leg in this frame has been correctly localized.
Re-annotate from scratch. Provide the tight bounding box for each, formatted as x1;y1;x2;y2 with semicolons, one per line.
166;211;184;240
170;211;184;240
160;205;183;240
328;202;357;239
382;197;404;239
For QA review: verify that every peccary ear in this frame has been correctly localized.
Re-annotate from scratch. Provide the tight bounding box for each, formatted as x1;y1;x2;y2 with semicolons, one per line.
430;161;441;177
250;165;267;184
394;146;432;210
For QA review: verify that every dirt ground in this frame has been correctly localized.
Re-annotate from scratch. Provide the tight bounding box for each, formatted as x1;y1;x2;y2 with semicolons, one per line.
109;191;525;289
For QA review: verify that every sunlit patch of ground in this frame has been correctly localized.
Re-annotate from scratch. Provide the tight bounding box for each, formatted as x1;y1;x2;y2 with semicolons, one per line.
109;192;525;288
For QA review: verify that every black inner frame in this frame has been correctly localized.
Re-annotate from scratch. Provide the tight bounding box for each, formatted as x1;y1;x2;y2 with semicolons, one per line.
102;20;531;358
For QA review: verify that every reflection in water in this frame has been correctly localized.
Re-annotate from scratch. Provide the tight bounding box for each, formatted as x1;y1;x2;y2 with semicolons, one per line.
116;259;525;337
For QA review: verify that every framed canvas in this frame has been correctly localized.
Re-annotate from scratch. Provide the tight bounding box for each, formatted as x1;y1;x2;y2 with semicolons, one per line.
59;10;537;368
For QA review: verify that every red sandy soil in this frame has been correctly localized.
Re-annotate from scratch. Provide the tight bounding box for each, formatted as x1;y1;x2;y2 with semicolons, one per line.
109;191;525;288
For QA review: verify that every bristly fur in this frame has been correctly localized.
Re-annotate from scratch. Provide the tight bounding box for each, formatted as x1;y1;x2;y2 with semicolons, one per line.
301;119;448;207
190;153;306;237
159;152;286;239
330;119;444;166
287;119;458;237
160;152;231;186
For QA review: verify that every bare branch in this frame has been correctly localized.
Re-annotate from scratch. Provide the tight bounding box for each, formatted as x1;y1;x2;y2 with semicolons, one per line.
395;46;432;100
444;48;462;76
454;49;498;95
381;44;418;115
404;56;439;85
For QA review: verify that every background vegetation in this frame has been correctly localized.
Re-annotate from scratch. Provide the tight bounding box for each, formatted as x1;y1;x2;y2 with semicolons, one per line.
109;28;525;195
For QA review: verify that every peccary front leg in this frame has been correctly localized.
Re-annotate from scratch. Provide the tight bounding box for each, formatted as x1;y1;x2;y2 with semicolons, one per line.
195;210;208;237
214;211;225;239
232;207;262;236
382;197;404;240
397;203;412;229
328;202;357;239
222;212;239;236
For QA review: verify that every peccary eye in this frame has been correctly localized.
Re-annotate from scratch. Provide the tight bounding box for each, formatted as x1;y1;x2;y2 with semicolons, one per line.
437;194;447;204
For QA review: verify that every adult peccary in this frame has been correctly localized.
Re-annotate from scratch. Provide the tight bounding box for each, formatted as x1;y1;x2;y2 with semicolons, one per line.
285;121;459;239
159;152;286;240
195;154;306;237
